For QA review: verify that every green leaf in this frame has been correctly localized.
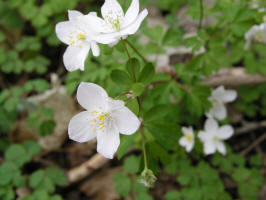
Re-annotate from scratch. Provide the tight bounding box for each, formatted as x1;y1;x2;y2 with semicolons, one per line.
144;105;170;122
0;162;18;186
117;134;135;160
126;98;139;116
163;28;183;46
126;58;141;79
24;141;41;157
5;144;31;167
123;155;140;174
45;167;67;186
113;173;131;197
165;190;182;200
39;120;56;136
111;69;132;86
132;83;145;97
30;170;45;188
138;63;155;85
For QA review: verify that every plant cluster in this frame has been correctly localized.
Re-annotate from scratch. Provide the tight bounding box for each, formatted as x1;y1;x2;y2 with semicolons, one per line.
0;0;266;199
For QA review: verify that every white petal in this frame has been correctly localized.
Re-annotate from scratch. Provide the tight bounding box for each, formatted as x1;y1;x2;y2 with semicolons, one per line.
123;0;139;28
204;118;218;133
179;137;187;147
198;131;208;142
120;9;148;36
96;123;120;159
101;0;124;22
182;126;193;135
112;106;140;135
89;12;97;16
63;44;90;71
212;86;237;103
216;142;226;155
203;141;216;155
68;111;96;143
55;21;76;45
217;125;234;140
77;82;108;112
108;99;125;111
94;33;120;44
68;10;83;20
186;141;194;152
209;102;227;120
91;41;100;56
82;15;112;33
220;90;237;103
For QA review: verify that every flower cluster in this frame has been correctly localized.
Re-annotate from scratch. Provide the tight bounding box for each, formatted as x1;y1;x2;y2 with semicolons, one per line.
245;23;266;50
55;0;147;159
55;0;148;71
179;86;237;156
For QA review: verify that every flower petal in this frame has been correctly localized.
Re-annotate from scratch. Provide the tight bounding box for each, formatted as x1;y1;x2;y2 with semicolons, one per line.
209;102;227;120
203;141;216;155
212;86;237;103
198;131;210;142
216;142;226;155
101;0;124;22
91;41;100;56
112;106;140;135
63;44;90;71
123;0;139;28
68;10;83;20
217;125;234;140
77;82;108;112
182;126;193;135
120;9;148;35
55;21;76;45
96;123;120;159
204;118;218;133
179;137;187;147
68;111;97;143
186;141;194;152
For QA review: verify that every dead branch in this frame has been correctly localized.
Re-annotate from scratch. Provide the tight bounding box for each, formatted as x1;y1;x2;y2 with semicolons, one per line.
234;121;266;136
156;66;266;86
202;67;266;87
66;153;109;184
240;133;266;156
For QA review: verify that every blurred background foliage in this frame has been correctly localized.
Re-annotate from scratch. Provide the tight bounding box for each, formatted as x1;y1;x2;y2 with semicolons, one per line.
0;0;266;199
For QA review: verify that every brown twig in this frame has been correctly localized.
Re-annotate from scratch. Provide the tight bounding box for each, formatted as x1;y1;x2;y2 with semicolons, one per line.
66;153;109;184
240;133;266;156
234;121;266;136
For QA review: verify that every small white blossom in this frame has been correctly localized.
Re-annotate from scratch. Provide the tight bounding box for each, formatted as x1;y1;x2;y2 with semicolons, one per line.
68;82;140;159
206;86;237;121
198;118;234;155
245;23;266;50
55;10;116;71
179;127;195;152
85;0;148;45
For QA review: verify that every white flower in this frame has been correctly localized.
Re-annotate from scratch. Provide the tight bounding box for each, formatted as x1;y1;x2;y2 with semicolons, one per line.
245;23;266;50
55;10;116;71
198;118;234;155
179;127;195;152
68;82;141;159
206;86;237;121
86;0;148;45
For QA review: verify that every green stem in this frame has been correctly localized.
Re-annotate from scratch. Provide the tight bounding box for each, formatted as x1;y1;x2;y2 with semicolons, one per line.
140;125;148;169
122;39;148;170
199;0;204;30
124;39;148;63
122;40;137;82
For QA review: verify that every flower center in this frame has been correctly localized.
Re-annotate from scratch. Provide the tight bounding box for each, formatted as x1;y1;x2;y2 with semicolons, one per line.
90;110;112;133
104;10;123;31
186;134;193;142
77;33;86;41
212;136;219;142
